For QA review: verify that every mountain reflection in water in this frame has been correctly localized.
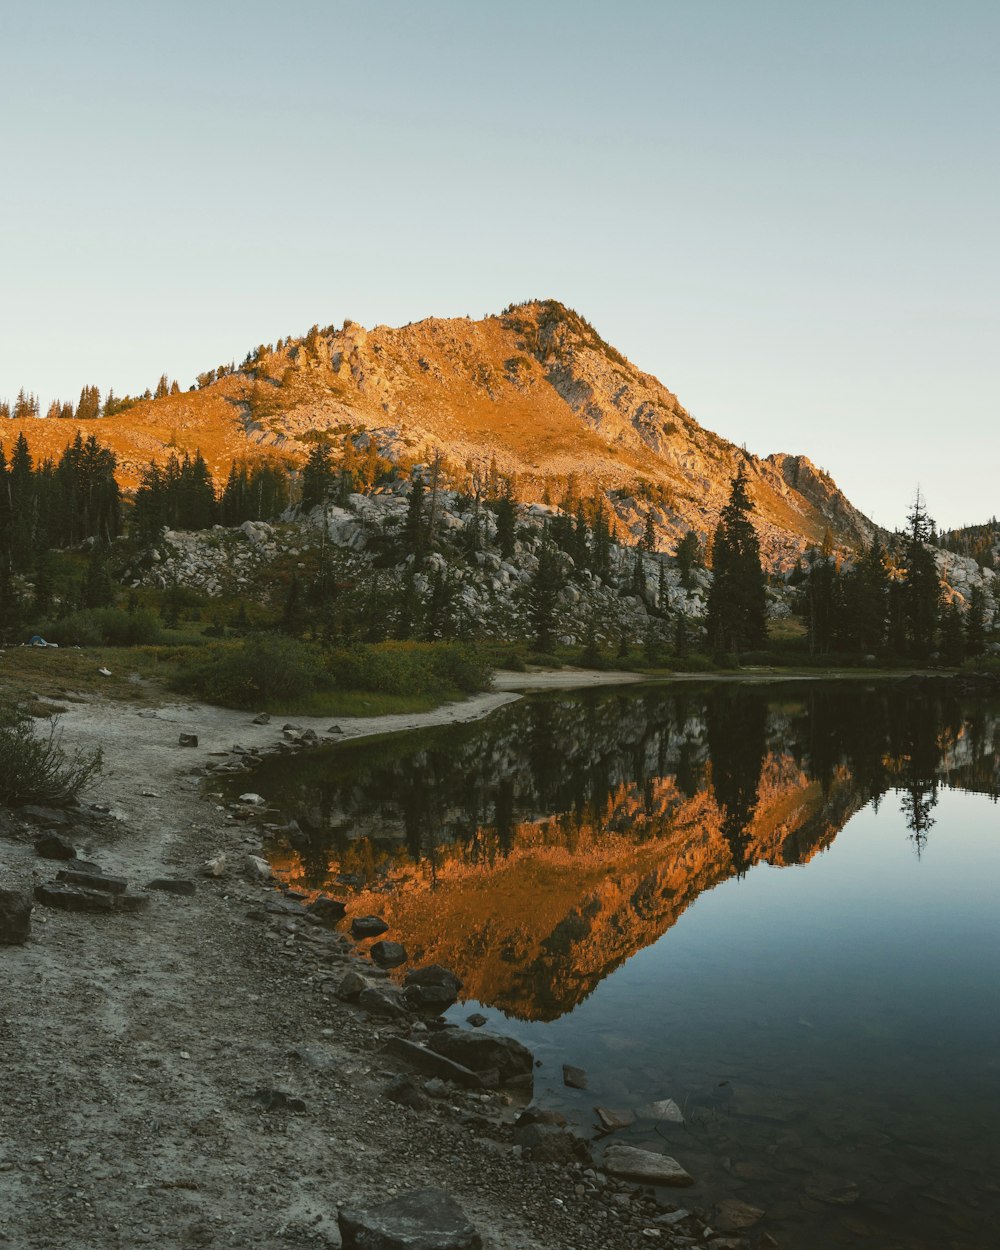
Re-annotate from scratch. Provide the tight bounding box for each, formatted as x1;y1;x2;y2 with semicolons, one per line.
251;680;1000;1020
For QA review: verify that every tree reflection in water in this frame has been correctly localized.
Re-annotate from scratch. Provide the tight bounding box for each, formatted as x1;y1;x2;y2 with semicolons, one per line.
249;678;1000;1015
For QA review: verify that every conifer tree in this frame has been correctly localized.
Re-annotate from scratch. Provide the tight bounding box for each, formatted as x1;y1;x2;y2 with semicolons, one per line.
494;494;516;559
301;443;334;510
965;585;988;657
528;536;563;651
939;600;964;666
403;475;426;564
675;530;701;589
705;466;767;653
902;490;940;660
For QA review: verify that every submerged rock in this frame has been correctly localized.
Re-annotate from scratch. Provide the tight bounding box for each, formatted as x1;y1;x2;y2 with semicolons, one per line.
562;1064;587;1089
603;1144;693;1187
338;1187;482;1250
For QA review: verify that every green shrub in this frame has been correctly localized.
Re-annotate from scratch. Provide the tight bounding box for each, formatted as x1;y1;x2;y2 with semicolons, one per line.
961;655;1000;677
326;643;491;697
173;635;333;709
0;706;103;806
42;608;161;648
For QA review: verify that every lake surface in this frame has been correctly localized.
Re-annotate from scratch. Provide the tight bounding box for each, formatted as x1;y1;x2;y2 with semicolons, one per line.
246;679;1000;1249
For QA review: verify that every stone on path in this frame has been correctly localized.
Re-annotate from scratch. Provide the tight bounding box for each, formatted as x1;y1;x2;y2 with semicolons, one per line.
603;1144;694;1187
338;1187;482;1250
146;878;197;896
34;882;149;914
56;869;127;895
336;970;368;1001
34;834;77;861
357;985;409;1018
0;889;32;945
202;854;227;878
178;733;198;747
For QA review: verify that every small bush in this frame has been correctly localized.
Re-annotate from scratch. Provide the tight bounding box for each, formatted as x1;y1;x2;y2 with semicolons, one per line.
173;635;333;709
0;706;103;806
42;608;161;648
326;643;492;697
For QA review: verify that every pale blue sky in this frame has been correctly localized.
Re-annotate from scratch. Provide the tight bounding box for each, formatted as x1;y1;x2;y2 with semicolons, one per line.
1;1;996;529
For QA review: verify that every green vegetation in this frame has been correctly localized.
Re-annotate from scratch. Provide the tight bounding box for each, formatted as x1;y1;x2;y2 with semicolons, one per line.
0;704;103;806
171;636;492;713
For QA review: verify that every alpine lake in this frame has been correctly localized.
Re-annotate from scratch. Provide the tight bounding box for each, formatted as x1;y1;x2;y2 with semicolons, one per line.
230;678;1000;1249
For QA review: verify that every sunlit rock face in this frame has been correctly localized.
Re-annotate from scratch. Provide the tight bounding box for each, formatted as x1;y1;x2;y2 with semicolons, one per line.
6;301;874;564
259;684;1000;1021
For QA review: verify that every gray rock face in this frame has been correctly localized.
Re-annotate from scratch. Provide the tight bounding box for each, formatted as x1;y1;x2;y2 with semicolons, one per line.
603;1144;694;1187
357;985;409;1018
338;1187;482;1250
0;889;32;945
425;1029;533;1083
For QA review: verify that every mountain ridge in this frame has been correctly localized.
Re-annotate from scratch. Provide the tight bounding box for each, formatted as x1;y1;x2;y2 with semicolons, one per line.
3;299;875;566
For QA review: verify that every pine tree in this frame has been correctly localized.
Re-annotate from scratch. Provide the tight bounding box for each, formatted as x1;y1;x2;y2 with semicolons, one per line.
494;494;516;559
301;443;334;510
83;543;114;608
965;585;987;657
903;490;940;660
403;476;426;564
675;530;701;589
641;510;656;553
705;466;767;653
528;536;563;651
939;600;964;666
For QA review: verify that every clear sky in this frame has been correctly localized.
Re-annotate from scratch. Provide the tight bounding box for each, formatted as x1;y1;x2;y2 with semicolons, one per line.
1;1;996;530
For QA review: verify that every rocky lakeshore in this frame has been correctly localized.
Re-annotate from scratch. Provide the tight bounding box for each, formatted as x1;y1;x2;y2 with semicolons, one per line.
0;680;771;1250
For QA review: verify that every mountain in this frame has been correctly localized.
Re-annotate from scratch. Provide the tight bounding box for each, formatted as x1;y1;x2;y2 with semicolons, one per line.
4;300;875;564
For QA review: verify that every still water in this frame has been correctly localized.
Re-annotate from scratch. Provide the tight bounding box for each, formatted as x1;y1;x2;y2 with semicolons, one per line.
246;680;1000;1249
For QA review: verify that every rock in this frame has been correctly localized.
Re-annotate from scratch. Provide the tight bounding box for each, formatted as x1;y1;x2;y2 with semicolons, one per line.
308;896;347;924
425;1029;533;1083
0;889;32;945
336;971;369;1001
513;1123;590;1165
654;1210;690;1227
603;1144;694;1187
466;1013;487;1027
383;1037;493;1091
327;724;343;734
246;855;273;881
351;914;389;939
291;1045;337;1072
515;1105;567;1129
595;1106;635;1131
115;892;151;913
146;878;197;896
713;1198;765;1232
562;1064;587;1089
251;713;271;725
202;854;227;878
34;833;77;861
385;1078;432;1111
251;1088;307;1113
371;940;408;968
402;964;461;1011
33;882;115;913
358;985;409;1018
338;1187;482;1250
641;1097;684;1123
239;793;266;806
300;728;319;745
97;667;112;677
56;869;127;895
178;733;199;747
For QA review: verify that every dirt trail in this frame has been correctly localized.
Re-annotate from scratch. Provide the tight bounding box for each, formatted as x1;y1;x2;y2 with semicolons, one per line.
1;675;715;1250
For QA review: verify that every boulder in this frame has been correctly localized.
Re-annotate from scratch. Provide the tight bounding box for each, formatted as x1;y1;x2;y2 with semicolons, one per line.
351;915;389;939
402;964;462;1010
385;1078;432;1111
371;940;408;968
382;1037;492;1091
358;985;409;1018
33;882;115;912
425;1029;533;1083
713;1198;765;1232
34;834;77;861
603;1144;694;1187
336;971;368;1001
595;1106;635;1131
178;733;198;747
339;1187;482;1250
308;895;347;924
0;889;32;945
513;1122;590;1165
